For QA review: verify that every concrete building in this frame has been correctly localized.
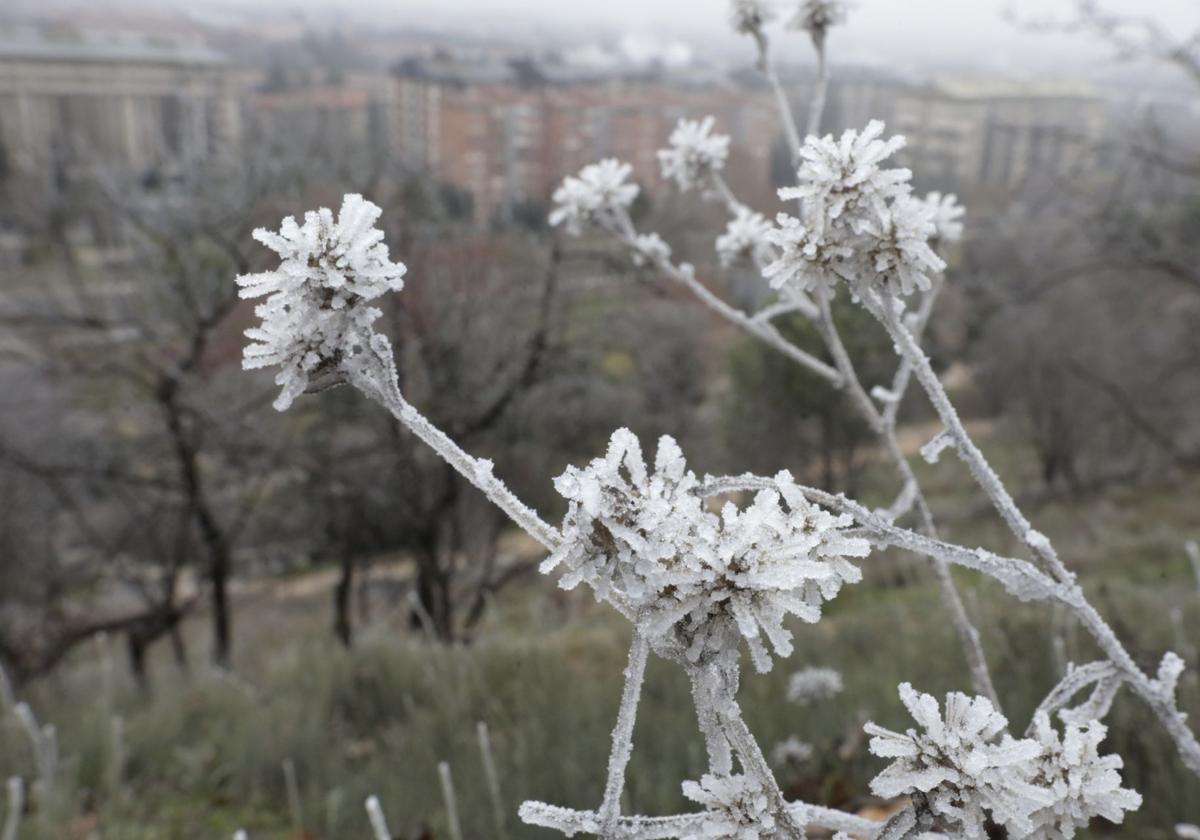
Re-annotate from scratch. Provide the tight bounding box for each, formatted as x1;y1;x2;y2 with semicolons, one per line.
0;25;241;177
890;81;1106;192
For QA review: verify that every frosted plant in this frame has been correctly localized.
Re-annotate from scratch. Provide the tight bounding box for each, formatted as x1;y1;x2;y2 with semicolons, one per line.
866;684;1140;839
1024;712;1141;838
781;120;911;237
235;194;407;411
631;232;672;267
771;736;814;766
716;207;774;267
728;0;775;35
857;194;946;296
760;122;951;298
681;773;776;839
786;666;843;703
239;0;1200;833
543;429;869;672
658;116;731;192
762;212;851;293
924;191;965;243
788;0;849;38
548;158;639;235
865;684;1051;838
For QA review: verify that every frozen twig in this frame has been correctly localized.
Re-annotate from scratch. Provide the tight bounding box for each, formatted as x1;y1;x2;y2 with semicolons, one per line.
518;799;883;838
348;338;560;551
598;633;650;835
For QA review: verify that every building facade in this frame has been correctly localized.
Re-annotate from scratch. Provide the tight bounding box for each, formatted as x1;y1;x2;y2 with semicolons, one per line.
393;59;782;224
890;81;1106;192
0;26;241;177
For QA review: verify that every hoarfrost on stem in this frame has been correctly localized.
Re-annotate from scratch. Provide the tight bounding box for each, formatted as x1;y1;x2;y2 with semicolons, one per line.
235;194;407;411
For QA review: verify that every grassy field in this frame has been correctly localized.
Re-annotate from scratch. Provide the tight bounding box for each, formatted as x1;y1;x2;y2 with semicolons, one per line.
2;436;1199;839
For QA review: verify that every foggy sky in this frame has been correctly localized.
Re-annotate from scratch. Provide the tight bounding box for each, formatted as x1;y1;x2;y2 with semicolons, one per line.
384;0;1200;83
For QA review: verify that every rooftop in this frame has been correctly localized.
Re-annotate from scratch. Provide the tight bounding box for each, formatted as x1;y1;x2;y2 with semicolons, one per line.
0;24;226;66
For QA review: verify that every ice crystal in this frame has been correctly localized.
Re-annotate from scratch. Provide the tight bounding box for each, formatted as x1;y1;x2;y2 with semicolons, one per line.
924;191;965;243
549;159;639;235
658;116;731;192
716;207;774;267
1025;712;1141;838
681;773;775;839
729;0;775;35
786;666;843;703
236;194;407;411
541;429;869;671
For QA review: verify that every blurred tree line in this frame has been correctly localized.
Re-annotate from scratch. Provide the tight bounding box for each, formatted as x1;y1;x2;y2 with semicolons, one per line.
0;68;1198;693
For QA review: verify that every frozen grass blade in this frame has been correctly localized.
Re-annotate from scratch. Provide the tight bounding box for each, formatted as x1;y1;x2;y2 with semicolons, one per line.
365;794;391;840
476;721;509;840
438;761;464;840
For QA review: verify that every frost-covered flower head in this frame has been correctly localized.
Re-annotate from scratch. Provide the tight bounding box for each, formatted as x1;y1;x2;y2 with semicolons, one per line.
658;116;730;192
858;195;946;296
549;159;639;235
771;735;814;766
780;120;911;237
767;121;951;298
728;0;775;35
716;207;774;267
865;684;1140;839
541;429;869;671
924;191;965;243
1025;712;1141;838
788;0;849;39
762;213;853;293
786;666;843;703
631;232;671;267
681;773;775;839
236;194;407;411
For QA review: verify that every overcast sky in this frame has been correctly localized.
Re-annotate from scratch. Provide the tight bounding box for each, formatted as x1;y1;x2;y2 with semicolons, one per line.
379;0;1200;82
